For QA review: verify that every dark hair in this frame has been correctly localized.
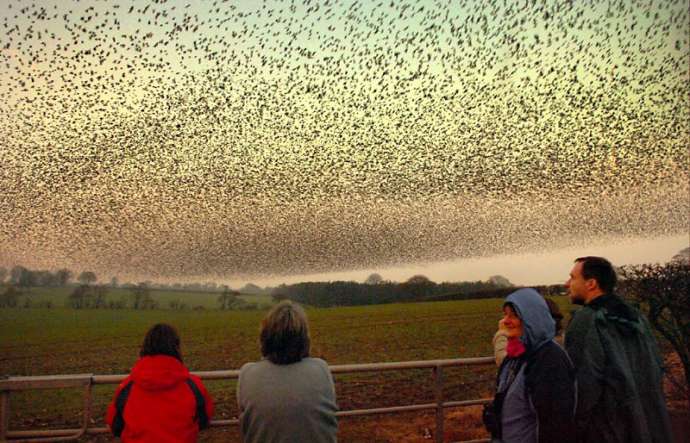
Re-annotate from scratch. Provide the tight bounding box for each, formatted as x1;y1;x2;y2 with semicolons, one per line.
260;301;310;365
544;297;564;335
140;323;182;361
575;256;617;293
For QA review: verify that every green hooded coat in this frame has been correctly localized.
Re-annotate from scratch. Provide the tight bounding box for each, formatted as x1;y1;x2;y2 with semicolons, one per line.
565;294;673;443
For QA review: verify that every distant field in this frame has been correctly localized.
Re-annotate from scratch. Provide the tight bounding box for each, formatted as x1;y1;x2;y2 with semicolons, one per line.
11;286;274;310
0;296;574;442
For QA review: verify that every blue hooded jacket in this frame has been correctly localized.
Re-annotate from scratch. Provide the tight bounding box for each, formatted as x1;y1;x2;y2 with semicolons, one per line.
493;288;576;443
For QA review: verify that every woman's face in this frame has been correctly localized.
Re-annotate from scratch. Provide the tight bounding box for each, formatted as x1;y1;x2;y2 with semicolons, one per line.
502;305;524;339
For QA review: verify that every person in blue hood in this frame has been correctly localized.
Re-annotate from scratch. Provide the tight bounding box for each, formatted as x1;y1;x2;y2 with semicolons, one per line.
483;288;576;443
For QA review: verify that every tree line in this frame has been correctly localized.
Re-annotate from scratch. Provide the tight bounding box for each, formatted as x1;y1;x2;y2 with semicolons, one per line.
0;266;96;288
0;265;271;295
270;274;529;307
0;267;263;311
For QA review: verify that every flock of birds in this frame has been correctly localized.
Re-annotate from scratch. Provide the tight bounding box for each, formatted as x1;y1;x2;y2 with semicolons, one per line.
0;0;687;281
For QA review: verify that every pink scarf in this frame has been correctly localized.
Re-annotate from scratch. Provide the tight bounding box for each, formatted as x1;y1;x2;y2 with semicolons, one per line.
506;337;526;358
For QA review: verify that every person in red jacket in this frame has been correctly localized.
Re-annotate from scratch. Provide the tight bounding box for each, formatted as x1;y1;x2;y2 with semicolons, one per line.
106;323;214;442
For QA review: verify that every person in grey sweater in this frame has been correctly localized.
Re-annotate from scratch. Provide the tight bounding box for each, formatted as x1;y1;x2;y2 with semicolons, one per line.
237;301;338;443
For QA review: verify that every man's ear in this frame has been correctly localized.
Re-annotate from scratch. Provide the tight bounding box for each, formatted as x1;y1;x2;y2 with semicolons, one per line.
584;278;598;292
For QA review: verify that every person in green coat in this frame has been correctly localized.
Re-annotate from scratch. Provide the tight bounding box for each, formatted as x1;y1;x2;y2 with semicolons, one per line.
564;256;673;443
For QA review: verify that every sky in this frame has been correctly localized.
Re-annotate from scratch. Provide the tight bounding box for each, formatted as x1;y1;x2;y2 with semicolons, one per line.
245;233;688;288
0;0;688;285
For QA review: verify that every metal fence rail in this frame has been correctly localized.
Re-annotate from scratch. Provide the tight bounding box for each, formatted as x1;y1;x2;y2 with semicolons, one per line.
0;356;495;443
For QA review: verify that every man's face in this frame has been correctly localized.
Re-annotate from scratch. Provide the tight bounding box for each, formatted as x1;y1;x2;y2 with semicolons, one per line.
566;261;588;305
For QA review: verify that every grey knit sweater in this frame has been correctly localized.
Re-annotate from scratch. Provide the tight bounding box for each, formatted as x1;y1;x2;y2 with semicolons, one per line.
237;357;338;443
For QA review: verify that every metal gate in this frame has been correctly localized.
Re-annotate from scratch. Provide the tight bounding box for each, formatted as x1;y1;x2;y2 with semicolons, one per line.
0;356;494;443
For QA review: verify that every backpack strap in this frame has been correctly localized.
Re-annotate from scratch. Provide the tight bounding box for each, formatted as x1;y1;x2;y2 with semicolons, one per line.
185;378;209;430
112;380;134;437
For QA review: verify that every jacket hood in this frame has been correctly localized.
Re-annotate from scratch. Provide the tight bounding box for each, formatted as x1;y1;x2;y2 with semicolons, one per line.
505;288;555;352
589;293;640;321
130;355;189;391
589;293;643;334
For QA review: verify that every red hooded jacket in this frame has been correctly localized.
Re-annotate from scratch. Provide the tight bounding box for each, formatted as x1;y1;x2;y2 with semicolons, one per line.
106;355;214;443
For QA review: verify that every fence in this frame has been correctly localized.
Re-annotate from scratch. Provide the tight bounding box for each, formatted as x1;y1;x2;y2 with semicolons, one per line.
0;356;495;443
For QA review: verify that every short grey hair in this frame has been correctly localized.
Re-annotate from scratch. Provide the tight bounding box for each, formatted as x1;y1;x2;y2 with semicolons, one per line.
260;301;311;365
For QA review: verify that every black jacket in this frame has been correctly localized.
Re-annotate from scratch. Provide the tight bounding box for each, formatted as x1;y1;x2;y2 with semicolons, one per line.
524;340;577;443
565;294;673;443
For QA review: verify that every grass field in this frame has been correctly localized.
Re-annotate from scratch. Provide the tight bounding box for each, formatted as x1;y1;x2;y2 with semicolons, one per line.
0;295;575;442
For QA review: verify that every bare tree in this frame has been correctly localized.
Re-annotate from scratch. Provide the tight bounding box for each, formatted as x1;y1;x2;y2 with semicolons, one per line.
401;275;436;300
10;265;35;288
671;247;690;264
93;285;108;308
0;285;19;308
487;275;513;288
365;273;384;285
77;271;97;286
406;275;432;285
68;285;88;309
619;261;690;402
55;269;73;286
218;286;239;310
131;282;154;309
